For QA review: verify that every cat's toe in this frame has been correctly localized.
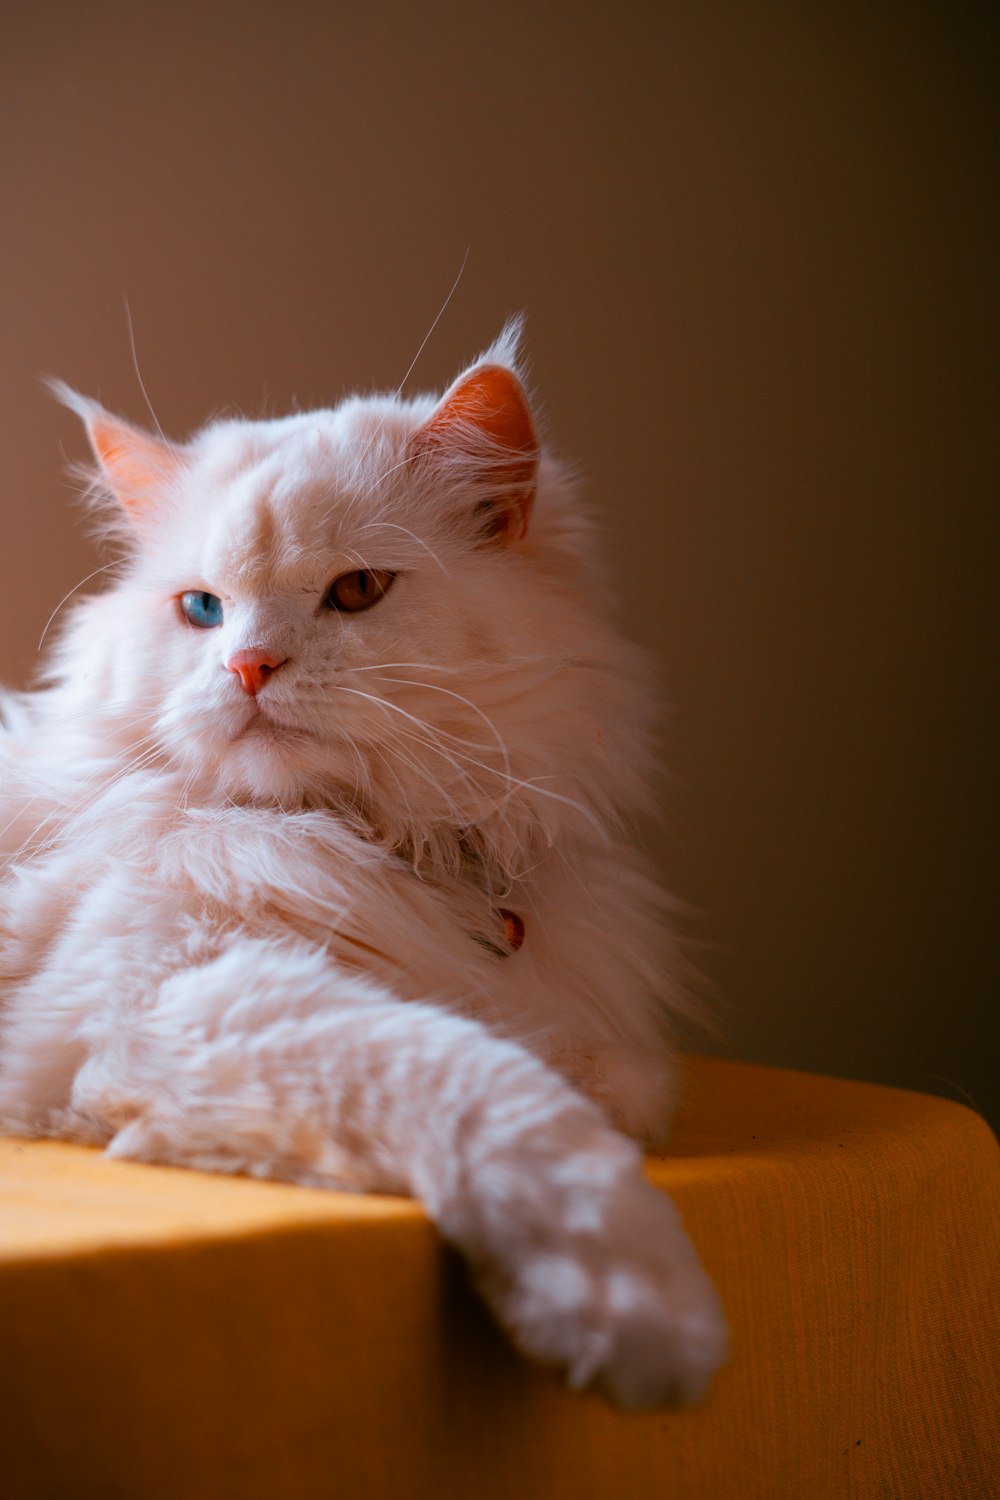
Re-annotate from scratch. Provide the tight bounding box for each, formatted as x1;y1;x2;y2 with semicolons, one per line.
485;1209;727;1410
572;1263;728;1409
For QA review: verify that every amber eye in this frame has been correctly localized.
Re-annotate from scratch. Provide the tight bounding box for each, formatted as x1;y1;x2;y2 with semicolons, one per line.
325;568;396;613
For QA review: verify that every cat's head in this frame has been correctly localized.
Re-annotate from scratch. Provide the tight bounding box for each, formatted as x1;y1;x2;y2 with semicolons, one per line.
50;325;653;880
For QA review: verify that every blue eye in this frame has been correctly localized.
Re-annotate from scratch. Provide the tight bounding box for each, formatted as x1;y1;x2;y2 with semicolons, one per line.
180;591;224;628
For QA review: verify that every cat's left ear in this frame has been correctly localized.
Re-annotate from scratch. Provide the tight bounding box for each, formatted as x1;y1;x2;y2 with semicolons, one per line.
409;358;539;545
48;381;184;518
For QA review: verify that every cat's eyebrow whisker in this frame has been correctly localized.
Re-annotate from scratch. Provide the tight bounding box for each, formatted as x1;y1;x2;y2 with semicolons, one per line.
337;548;375;575
314;447;420;534
365;451;419;490
37;561;123;652
342;249;469;493
352;447;413;495
393;249;469;404
124;296;168;444
357;450;422;507
323;452;409;526
355;519;451;577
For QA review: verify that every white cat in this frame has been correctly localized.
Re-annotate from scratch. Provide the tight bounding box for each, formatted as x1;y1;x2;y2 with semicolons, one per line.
0;324;726;1408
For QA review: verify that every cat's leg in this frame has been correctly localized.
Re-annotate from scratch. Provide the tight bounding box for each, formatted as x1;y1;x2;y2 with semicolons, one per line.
68;937;726;1409
546;1040;681;1149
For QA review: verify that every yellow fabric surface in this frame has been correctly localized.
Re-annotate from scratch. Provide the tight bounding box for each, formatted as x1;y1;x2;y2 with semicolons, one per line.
1;1056;997;1499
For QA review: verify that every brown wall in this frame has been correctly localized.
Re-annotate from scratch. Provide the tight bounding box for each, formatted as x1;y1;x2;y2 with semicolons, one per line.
1;4;995;1124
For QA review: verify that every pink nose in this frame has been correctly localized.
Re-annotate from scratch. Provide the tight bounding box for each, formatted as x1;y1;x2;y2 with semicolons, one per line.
226;647;288;697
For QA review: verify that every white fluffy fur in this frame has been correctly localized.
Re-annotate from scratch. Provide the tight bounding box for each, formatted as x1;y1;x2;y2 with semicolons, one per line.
0;327;726;1407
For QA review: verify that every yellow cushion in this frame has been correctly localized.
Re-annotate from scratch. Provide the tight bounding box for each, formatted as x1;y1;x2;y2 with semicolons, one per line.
2;1056;997;1498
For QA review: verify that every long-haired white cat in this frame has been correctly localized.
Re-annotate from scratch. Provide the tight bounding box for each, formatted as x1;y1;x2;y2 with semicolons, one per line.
0;324;726;1408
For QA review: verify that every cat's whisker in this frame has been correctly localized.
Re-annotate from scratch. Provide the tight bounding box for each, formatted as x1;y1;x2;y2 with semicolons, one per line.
0;790;56;858
346;741;375;814
11;689;169;737
393;249;469;403
337;547;376;575
31;738;166;826
368;720;482;819
390;728;518;824
366;742;422;834
36;561;123;652
2;745;164;869
357;707;493;829
2;715;220;868
9;723;166;818
363;675;514;778
400;722;608;846
176;753;207;816
355;518;452;577
123;296;168;444
331;676;597;841
346;661;462;677
342;248;469;494
329;686;502;806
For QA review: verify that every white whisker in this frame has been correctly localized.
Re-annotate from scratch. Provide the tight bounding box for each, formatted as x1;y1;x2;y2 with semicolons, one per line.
124;296;168;443
37;562;122;652
356;519;452;577
344;248;469;492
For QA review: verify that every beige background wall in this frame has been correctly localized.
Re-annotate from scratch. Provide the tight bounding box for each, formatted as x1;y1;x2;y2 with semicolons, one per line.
1;4;995;1124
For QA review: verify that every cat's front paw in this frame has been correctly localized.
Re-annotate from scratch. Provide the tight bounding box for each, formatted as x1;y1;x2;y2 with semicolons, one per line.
479;1173;728;1409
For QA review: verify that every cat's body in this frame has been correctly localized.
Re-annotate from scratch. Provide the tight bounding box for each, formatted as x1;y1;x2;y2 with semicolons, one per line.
0;328;726;1407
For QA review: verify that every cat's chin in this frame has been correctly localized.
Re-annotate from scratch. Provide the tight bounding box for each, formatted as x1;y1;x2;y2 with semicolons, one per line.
221;736;313;804
206;724;352;813
234;715;312;746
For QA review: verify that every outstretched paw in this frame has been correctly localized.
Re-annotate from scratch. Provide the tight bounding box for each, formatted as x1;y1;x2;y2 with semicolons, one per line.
481;1174;727;1410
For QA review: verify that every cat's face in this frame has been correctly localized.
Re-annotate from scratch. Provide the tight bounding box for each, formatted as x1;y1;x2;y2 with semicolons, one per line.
129;392;534;813
57;339;629;866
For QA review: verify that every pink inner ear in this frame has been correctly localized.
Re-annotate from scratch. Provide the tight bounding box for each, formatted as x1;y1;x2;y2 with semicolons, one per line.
90;415;178;514
415;364;539;543
422;365;536;454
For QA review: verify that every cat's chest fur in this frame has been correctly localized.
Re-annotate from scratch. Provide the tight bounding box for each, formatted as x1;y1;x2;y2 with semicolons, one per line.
0;756;676;1147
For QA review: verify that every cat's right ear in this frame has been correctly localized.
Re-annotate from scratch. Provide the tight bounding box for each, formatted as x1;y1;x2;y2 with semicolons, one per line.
47;380;184;518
